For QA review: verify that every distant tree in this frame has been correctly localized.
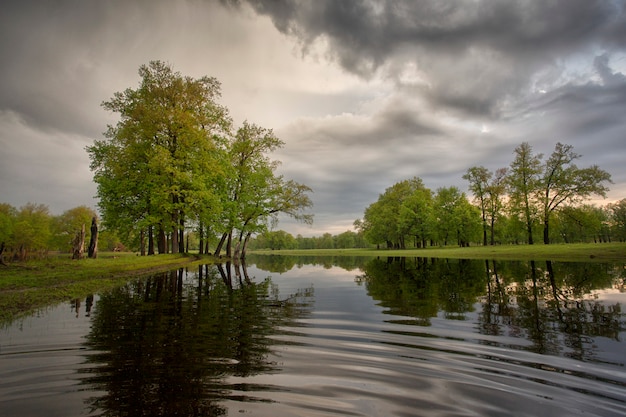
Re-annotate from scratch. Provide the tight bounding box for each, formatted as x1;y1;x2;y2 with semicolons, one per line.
507;142;543;244
537;142;611;244
335;230;357;249
12;203;52;260
360;177;427;249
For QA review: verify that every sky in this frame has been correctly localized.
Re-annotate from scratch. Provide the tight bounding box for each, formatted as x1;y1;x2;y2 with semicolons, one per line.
1;0;626;237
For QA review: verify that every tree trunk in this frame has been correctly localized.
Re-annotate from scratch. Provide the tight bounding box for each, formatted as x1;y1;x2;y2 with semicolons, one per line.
198;223;204;256
140;229;146;256
226;231;232;258
543;217;550;245
233;241;241;260
87;217;98;259
171;224;179;254
0;242;6;266
72;224;86;260
158;227;167;254
214;232;228;257
241;232;252;259
148;225;155;255
179;215;185;254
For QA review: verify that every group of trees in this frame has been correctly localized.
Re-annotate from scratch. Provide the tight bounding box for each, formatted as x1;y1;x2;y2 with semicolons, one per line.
87;61;312;259
355;142;617;249
355;177;482;249
0;203;115;262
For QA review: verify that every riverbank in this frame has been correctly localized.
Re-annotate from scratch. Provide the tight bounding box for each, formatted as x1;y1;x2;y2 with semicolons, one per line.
0;252;219;324
251;242;626;262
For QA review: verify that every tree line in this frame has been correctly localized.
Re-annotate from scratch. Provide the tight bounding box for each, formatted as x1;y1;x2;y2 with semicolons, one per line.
354;142;618;249
87;61;313;259
247;141;623;251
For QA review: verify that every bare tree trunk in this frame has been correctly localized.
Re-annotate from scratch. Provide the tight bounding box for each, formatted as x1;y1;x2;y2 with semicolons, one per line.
72;224;86;260
226;231;232;258
88;217;98;258
233;241;241;260
148;225;155;255
140;229;146;256
241;232;252;259
0;242;6;266
214;232;228;257
158;226;167;254
198;222;204;256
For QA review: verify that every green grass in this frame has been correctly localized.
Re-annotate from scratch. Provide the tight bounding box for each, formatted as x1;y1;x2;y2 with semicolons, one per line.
251;242;626;262
0;252;219;325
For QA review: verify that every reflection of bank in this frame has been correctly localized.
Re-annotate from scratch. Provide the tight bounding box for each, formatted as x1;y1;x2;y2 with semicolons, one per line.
79;264;313;417
360;257;624;362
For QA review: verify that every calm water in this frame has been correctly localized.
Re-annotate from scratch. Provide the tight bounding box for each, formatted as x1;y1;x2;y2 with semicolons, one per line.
1;256;625;416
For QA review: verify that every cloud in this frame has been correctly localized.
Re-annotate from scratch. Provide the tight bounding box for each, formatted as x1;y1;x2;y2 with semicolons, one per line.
238;0;626;117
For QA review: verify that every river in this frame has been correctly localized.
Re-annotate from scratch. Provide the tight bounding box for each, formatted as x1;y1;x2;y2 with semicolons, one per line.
1;256;625;416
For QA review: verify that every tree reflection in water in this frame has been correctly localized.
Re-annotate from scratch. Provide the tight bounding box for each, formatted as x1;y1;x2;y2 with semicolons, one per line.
80;262;313;417
359;257;624;361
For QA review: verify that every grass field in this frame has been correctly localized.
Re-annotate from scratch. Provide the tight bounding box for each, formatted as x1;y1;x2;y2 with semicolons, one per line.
251;242;626;262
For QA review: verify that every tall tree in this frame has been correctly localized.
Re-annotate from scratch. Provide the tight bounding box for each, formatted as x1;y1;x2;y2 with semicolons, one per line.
463;166;491;246
213;122;313;258
486;168;508;245
88;61;230;254
538;142;611;244
507;142;543;244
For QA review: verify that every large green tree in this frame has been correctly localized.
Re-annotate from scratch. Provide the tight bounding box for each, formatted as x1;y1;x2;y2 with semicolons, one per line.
88;61;230;254
538;142;611;244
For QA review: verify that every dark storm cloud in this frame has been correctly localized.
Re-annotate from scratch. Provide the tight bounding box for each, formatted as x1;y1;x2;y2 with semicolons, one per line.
237;0;626;116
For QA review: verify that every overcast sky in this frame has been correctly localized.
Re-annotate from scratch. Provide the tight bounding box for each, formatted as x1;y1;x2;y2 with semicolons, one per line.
1;0;625;236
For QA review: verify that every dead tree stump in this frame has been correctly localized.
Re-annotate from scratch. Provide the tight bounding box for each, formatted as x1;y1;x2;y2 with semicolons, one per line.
72;224;86;260
88;217;98;259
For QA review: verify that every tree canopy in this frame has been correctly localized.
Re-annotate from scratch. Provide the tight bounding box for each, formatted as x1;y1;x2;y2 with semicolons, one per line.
87;61;312;257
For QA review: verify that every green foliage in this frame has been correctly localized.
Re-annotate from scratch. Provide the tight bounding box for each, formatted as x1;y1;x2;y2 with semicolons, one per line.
88;61;313;257
608;199;626;241
357;142;616;250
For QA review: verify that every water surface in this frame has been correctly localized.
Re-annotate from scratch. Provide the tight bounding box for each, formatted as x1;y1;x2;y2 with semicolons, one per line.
1;257;625;416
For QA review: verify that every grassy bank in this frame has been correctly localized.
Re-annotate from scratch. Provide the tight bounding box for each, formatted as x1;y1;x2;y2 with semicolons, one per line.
0;252;218;324
251;242;626;262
